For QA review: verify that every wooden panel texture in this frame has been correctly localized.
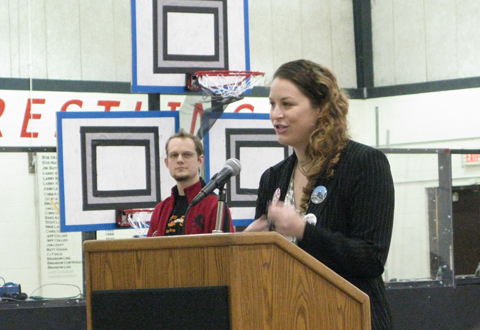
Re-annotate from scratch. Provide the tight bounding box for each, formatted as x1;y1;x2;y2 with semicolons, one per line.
230;244;365;330
84;232;370;330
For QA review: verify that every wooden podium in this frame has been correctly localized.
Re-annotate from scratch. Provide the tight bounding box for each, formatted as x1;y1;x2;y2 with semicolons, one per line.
84;232;371;329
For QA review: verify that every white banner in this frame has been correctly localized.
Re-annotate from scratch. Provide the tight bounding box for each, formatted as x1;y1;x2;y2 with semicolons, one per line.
0;90;148;147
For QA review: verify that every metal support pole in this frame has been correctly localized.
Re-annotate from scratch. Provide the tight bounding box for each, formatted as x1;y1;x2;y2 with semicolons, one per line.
213;187;226;233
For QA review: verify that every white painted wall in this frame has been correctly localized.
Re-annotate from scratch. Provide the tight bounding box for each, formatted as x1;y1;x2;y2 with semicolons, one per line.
0;0;131;81
248;0;357;87
372;0;480;86
3;1;480;87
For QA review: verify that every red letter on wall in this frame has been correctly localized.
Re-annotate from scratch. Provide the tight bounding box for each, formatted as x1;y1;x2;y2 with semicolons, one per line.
167;102;181;111
60;99;83;112
98;100;121;111
234;104;254;113
190;103;204;135
0;98;5;137
54;100;84;137
21;98;45;138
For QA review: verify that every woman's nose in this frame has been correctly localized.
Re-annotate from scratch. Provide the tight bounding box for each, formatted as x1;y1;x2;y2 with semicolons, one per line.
271;104;283;119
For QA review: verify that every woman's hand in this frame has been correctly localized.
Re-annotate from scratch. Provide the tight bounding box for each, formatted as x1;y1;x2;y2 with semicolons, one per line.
243;214;269;232
267;202;306;240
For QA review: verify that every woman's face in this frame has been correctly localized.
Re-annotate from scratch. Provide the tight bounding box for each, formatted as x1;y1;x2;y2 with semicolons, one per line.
269;77;320;153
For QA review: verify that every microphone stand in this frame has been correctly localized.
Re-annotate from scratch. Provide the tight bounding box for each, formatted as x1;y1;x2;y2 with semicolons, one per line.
212;185;227;233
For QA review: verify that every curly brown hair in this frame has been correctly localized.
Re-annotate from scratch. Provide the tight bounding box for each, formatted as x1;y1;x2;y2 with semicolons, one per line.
273;59;350;212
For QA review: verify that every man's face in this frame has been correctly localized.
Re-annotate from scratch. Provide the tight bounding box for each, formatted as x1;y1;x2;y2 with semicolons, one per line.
165;137;204;185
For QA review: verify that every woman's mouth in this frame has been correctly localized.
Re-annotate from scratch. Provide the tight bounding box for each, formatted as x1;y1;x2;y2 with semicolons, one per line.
274;124;288;134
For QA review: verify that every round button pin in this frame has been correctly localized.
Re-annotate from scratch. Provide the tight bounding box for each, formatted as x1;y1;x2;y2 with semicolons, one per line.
311;185;327;204
304;213;317;225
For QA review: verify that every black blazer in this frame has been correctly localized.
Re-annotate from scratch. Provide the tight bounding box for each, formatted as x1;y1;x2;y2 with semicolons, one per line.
255;140;395;330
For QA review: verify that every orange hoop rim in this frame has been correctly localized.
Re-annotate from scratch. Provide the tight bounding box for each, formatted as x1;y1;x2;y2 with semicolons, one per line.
121;209;154;214
194;70;265;77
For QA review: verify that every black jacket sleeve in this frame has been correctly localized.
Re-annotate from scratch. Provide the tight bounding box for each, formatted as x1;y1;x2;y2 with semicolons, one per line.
298;144;395;280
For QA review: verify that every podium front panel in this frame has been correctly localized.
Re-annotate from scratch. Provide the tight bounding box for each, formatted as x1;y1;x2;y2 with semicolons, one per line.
91;286;230;330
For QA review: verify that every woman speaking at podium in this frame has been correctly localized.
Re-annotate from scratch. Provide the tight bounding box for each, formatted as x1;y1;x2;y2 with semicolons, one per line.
245;59;395;330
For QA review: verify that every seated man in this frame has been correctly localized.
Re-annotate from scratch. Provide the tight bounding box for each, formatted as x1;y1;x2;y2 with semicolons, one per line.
147;129;234;236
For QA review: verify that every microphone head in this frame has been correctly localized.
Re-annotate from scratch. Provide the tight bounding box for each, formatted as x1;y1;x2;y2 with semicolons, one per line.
225;158;241;176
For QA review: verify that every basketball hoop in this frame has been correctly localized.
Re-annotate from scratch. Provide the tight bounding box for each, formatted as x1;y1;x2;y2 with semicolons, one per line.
117;209;153;237
189;70;265;102
187;70;265;139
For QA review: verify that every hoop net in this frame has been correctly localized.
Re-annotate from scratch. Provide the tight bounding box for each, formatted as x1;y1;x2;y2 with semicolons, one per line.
194;70;265;101
117;209;152;237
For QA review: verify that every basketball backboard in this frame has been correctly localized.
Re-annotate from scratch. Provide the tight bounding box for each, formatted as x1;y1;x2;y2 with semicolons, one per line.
203;113;293;226
131;0;250;93
57;111;179;232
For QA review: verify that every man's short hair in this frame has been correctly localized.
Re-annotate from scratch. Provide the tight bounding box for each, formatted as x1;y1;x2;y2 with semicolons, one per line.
165;129;204;156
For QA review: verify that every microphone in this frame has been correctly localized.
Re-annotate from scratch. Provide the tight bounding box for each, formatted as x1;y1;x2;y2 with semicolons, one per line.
189;158;241;208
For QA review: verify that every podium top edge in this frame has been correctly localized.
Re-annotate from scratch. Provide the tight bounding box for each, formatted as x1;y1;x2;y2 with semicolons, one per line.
83;232;283;252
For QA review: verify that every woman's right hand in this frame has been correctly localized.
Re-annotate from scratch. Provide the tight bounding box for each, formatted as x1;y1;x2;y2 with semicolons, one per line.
243;215;269;232
267;202;306;240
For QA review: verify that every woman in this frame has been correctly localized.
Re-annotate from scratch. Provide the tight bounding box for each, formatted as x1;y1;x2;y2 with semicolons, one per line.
245;59;395;330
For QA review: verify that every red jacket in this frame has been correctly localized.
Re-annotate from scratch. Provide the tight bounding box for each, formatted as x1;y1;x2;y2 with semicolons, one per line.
147;179;234;236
